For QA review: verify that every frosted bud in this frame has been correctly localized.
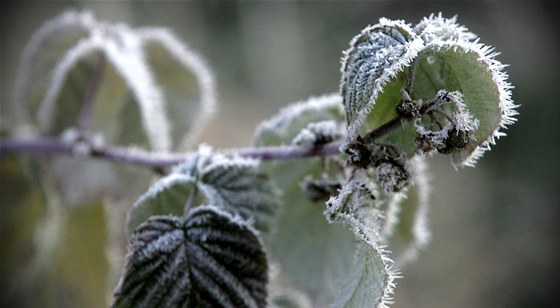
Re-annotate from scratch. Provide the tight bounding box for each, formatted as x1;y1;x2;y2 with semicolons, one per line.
292;120;341;147
375;158;410;194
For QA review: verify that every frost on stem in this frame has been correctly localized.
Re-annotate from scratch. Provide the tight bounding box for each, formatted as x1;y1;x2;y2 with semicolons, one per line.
291;120;342;148
413;90;479;156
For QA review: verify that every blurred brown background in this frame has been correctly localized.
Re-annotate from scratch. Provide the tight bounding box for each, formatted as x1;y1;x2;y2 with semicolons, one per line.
1;1;559;307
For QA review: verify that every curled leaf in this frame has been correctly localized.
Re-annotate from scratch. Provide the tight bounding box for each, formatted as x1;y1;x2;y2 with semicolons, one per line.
114;206;268;307
340;14;517;167
325;170;399;308
340;18;423;138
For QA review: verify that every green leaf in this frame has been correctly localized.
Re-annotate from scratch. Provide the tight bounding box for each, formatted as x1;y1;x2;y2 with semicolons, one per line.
127;150;280;237
197;154;281;235
340;18;423;139
114;206;268;307
254;94;356;305
140;29;217;150
332;243;397;308
126;172;198;236
325;169;398;308
382;156;431;267
341;15;517;167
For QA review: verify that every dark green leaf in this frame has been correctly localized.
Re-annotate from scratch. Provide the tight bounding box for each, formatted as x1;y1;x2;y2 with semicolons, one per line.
114;206;268;307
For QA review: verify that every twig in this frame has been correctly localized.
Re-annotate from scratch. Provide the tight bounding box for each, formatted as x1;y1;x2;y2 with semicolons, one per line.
0;137;343;169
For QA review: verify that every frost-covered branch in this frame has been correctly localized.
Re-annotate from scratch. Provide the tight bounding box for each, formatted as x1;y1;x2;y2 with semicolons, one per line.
0;136;343;169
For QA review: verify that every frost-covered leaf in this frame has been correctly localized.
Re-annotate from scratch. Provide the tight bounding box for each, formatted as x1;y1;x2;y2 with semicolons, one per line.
340;18;424;138
332;243;397;308
12;10;219;206
127;149;280;236
253;94;355;305
411;15;517;166
138;28;217;150
254;93;345;147
341;14;517;167
14;10;95;127
114;206;268;307
126;172;198;235
382;156;431;267
196;153;281;235
326;170;399;308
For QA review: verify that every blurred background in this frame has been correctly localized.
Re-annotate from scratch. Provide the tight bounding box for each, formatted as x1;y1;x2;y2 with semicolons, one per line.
1;1;558;307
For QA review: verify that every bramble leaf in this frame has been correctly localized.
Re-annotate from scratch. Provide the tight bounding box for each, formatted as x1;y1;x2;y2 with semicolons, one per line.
196;153;281;235
254;94;356;305
340;18;423;139
332;243;397;308
114;206;268;307
126;172;198;236
341;14;517;166
127;149;280;237
325;169;399;308
12;10;218;205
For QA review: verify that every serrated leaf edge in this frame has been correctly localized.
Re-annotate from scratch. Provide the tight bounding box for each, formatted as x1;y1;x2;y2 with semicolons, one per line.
136;28;218;150
253;93;344;145
340;18;425;139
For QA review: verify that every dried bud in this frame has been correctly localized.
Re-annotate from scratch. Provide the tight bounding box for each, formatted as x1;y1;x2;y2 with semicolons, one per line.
292;120;341;147
301;176;342;202
343;138;372;169
437;127;472;154
375;158;411;194
397;90;421;119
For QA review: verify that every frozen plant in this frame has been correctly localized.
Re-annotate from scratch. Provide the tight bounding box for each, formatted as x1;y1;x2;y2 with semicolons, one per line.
0;12;517;307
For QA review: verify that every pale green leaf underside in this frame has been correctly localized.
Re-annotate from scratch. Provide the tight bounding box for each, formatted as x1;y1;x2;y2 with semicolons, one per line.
343;16;514;166
366;45;502;162
325;170;396;308
254;95;356;305
332;243;394;308
413;46;502;164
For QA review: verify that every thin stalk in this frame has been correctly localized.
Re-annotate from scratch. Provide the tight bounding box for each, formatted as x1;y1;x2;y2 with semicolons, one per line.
0;112;411;171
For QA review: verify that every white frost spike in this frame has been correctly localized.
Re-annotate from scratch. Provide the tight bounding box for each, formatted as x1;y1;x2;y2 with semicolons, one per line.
137;28;217;149
415;13;478;43
453;99;479;133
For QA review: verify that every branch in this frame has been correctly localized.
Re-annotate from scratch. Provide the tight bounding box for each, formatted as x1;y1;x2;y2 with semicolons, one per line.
1;106;417;172
0;137;343;169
